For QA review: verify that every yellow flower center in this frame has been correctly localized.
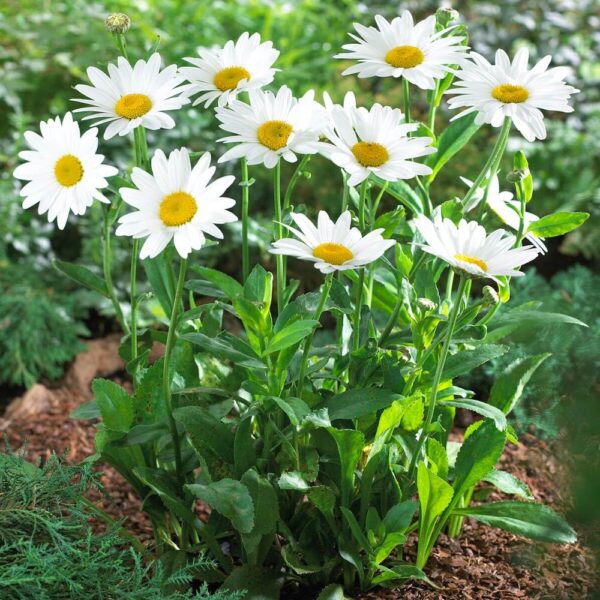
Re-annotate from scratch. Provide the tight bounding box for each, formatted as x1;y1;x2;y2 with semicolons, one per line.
115;93;153;119
491;84;529;104
159;191;198;227
213;66;251;91
257;120;294;151
54;154;84;187
352;142;389;168
312;243;354;265
385;45;425;69
454;254;488;272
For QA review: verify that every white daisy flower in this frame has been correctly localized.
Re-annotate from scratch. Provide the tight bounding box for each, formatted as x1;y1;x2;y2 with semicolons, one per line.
180;32;279;108
13;112;117;230
73;53;190;140
335;12;469;89
270;210;395;274
115;148;237;259
461;175;547;253
215;86;322;168
320;102;435;187
446;48;579;141
413;216;541;282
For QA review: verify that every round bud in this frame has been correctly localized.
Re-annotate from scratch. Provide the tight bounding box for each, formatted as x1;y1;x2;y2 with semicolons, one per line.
436;7;459;28
105;13;130;34
506;168;530;183
417;297;437;312
482;285;500;307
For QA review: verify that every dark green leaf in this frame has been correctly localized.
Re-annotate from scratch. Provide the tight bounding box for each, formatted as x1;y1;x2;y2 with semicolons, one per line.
440;345;509;380
453;501;576;544
264;319;318;355
440;399;507;430
327;388;402;421
192;266;243;299
183;332;265;369
92;379;134;433
53;260;108;297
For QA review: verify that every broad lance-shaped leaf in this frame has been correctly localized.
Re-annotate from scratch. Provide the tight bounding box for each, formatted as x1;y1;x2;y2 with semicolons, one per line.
327;388;403;421
452;419;506;499
191;265;243;300
440;398;507;430
483;469;533;499
53;260;108;297
143;254;174;316
263;319;319;355
417;462;454;543
186;479;254;534
489;353;551;414
241;469;279;536
452;501;576;544
439;344;509;381
425;112;481;181
328;428;364;507
92;379;134;433
182;332;266;369
527;211;589;238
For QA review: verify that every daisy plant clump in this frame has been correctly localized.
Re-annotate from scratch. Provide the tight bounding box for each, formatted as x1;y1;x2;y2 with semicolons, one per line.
14;9;590;599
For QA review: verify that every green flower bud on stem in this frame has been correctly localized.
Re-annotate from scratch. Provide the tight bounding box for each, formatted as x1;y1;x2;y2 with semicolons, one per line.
105;13;130;34
417;297;437;313
436;7;459;28
482;285;500;307
507;168;530;183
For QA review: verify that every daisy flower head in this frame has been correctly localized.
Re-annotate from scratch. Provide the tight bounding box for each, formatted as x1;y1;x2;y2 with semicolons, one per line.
446;48;579;141
335;12;469;89
320;102;435;187
215;86;322;168
461;175;547;253
413;216;541;282
13;112;117;230
270;210;395;274
115;148;237;259
73;53;190;140
180;32;279;108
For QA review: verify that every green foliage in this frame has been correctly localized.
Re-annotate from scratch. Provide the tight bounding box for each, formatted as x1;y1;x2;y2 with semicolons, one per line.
0;270;87;387
0;447;243;600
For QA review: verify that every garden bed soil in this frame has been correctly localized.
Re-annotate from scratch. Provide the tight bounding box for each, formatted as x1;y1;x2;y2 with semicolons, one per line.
1;336;597;599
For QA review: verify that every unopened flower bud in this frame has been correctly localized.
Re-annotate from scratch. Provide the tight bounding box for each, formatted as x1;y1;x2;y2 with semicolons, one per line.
482;285;500;307
507;168;529;183
105;13;130;34
436;7;459;28
417;297;437;312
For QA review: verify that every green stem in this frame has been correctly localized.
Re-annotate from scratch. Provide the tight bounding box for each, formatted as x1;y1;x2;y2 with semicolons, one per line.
402;77;411;124
113;33;128;59
406;276;468;484
352;181;369;351
102;208;129;334
296;273;333;393
379;292;403;347
273;159;285;312
514;186;527;247
241;158;250;281
463;117;511;211
162;258;188;491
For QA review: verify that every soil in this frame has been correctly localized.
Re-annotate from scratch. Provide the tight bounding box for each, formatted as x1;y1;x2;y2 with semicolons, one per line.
1;336;597;599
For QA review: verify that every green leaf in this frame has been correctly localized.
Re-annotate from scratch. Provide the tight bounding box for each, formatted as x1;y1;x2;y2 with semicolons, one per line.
92;379;134;433
340;507;370;549
453;419;506;499
244;264;273;309
440;344;509;380
327;388;402;421
440;399;507;430
234;417;257;478
222;565;282;599
241;469;279;536
192;266;243;299
483;470;533;499
53;260;108;297
329;428;365;507
527;211;589;238
425;112;481;181
183;332;265;369
417;462;454;541
426;438;448;479
513;151;533;202
143;254;174;316
113;421;169;446
264;319;318;355
489;353;551;414
383;501;418;534
174;406;234;465
187;479;254;533
70;399;100;420
371;564;429;586
316;584;346;600
272;397;310;427
453;501;576;544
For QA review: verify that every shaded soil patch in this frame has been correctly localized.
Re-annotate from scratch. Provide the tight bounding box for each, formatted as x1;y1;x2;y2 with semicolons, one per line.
1;337;597;599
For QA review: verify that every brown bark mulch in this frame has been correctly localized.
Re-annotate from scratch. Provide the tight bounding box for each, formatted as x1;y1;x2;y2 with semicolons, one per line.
0;337;597;599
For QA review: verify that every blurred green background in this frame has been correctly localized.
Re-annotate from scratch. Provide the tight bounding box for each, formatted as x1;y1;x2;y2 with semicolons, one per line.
0;0;599;559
